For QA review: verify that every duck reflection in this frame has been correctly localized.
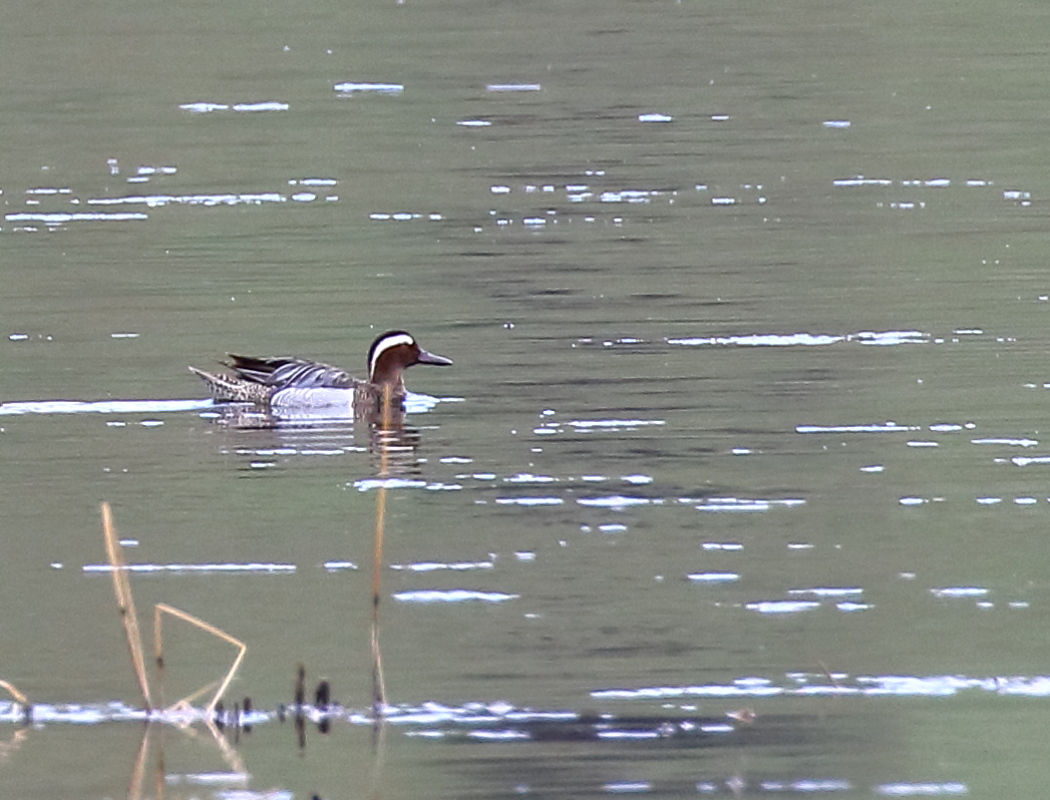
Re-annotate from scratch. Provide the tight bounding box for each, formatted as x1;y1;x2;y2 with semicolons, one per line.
205;399;430;476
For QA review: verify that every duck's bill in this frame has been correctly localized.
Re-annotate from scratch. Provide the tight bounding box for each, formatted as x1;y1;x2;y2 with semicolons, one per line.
417;349;453;367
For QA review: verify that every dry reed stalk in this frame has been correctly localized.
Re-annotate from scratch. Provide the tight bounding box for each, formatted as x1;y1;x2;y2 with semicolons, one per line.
370;621;385;720
153;603;247;716
0;679;27;705
0;729;29;762
159;714;248;778
164;681;220;716
369;383;394;716
818;659;842;689
100;502;153;710
127;724;152;800
153;745;165;800
201;717;249;777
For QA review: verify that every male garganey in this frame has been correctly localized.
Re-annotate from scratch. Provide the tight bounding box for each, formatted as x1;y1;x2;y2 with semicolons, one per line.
189;330;452;413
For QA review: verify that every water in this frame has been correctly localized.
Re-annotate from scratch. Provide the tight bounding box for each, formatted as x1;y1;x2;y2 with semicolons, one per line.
2;0;1050;797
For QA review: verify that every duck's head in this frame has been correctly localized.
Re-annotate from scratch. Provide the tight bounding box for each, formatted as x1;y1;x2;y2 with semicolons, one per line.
367;330;453;391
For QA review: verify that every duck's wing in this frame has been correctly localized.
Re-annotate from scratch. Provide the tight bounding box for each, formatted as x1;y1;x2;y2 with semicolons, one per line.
226;355;358;389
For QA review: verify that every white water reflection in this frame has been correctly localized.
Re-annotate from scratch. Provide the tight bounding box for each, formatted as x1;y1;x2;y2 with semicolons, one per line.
695;497;805;512
90;191;293;207
577;495;656;509
368;211;444;221
930;587;988;599
797;422;922;434
495;496;562;506
0;398;213;416
5;211;148;224
0;391;451;418
332;81;404;94
390;560;494;572
178;101;290;112
1008;455;1050;466
972;437;1037;447
788;588;863;598
687;572;740;583
668;330;928;347
746;600;822;615
535;418;666;435
592;673;1050;699
82;561;296;574
875;783;968;797
392;590;518;603
486;83;541;92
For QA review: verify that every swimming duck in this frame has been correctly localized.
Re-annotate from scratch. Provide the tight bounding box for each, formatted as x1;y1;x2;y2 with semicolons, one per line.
189;330;452;412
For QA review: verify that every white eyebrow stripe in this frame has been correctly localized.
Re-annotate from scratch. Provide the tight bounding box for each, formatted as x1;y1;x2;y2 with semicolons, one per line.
369;333;416;378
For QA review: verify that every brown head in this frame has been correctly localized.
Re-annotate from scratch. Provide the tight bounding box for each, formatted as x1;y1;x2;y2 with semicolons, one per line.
367;330;452;392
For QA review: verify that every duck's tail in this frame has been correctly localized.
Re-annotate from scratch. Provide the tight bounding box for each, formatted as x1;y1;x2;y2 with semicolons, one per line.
188;365;272;403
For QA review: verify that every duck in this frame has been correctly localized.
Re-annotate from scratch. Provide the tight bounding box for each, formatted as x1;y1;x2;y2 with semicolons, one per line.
189;330;452;413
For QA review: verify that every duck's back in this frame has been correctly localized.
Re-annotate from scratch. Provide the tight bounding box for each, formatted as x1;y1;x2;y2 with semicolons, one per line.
227;355;358;390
